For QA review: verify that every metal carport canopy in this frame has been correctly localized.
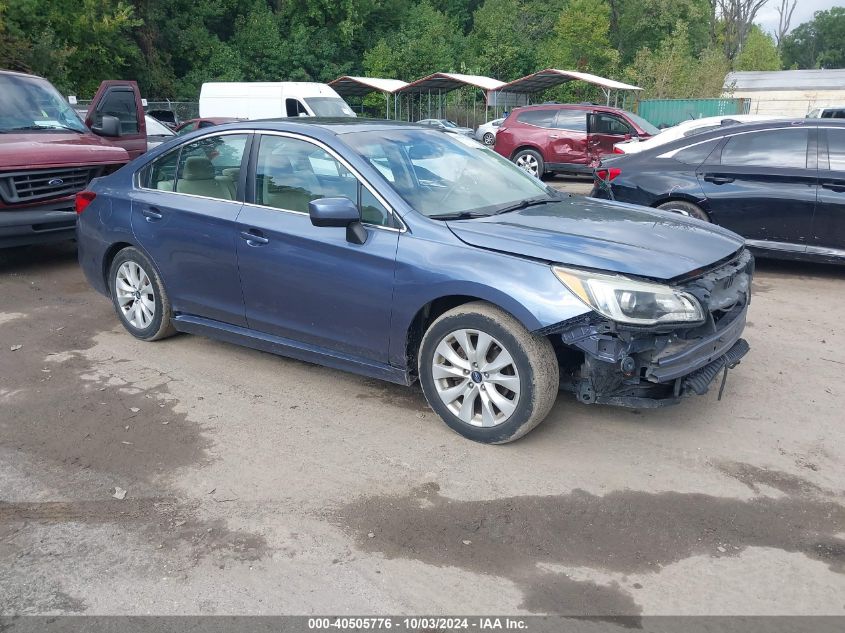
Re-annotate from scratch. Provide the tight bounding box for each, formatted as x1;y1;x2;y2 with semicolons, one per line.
328;76;408;97
498;69;641;93
396;72;505;94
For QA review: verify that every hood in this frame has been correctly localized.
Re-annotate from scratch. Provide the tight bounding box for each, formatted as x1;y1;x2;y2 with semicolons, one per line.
446;196;745;281
0;131;129;170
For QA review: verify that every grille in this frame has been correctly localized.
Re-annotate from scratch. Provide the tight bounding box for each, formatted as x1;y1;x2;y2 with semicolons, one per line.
0;167;99;204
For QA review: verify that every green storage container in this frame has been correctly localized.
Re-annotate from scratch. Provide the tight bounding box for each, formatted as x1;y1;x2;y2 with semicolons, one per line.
637;98;751;128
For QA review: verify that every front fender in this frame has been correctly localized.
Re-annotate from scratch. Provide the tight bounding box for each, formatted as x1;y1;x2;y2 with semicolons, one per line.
387;234;590;368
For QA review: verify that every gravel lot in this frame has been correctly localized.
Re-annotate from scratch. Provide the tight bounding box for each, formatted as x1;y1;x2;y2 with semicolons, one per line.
1;216;844;616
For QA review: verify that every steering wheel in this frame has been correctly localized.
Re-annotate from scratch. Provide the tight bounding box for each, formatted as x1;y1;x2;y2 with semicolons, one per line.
436;166;483;206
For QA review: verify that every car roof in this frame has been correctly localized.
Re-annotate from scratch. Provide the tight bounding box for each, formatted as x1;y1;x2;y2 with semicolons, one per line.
512;103;628;114
210;117;428;136
616;118;845;160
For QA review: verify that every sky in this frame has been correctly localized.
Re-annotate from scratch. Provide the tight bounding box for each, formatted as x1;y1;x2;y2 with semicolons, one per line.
756;0;841;34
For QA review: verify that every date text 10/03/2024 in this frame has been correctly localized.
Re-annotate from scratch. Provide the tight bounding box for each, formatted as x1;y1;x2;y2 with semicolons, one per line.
307;617;528;630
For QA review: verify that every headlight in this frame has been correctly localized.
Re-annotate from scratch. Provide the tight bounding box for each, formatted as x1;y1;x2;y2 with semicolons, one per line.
553;266;705;326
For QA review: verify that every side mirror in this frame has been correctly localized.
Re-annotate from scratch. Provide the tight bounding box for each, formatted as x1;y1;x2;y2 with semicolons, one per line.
92;114;121;137
298;112;309;118
308;197;366;244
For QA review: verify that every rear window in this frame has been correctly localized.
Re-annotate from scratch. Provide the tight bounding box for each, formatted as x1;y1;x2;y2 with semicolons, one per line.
674;139;721;165
555;110;588;132
516;110;557;128
720;128;809;169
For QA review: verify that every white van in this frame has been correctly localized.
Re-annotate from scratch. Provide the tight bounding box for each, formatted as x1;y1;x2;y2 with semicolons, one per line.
199;82;356;120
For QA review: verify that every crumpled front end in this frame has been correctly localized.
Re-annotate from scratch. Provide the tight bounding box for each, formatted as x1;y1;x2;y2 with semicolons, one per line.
550;249;753;408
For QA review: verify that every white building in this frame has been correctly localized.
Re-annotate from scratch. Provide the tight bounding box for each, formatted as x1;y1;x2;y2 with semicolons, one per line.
723;69;845;117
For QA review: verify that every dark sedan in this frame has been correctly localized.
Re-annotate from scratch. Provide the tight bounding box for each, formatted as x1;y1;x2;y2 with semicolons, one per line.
76;119;752;443
592;119;845;264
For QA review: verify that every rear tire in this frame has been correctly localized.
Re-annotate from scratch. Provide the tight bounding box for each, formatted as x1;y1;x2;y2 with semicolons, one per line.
108;247;176;341
513;149;544;179
418;301;559;444
482;132;495;146
657;200;710;222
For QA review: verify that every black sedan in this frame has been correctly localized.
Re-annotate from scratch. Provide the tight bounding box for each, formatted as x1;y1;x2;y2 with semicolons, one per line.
591;119;845;264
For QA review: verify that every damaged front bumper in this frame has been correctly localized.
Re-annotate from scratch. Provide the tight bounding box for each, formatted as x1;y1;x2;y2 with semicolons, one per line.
551;249;753;408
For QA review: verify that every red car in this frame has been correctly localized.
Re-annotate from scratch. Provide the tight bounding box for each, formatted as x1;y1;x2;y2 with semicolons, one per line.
494;104;660;178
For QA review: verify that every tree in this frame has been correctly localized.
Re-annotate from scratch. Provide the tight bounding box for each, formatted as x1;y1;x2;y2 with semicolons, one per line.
712;0;771;61
781;7;845;69
774;0;797;50
735;25;781;70
540;0;619;75
610;0;711;63
467;0;537;80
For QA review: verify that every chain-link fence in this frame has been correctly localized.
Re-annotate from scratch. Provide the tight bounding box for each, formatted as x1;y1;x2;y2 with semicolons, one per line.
76;100;199;121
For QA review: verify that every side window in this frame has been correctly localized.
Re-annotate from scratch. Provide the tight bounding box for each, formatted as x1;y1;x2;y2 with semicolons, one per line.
93;89;138;134
516;110;556;128
285;99;307;117
590;113;633;136
198;120;216;128
178;121;198;135
673;139;721;165
255;135;392;227
147;149;179;191
555;109;588;132
360;187;390;227
826;128;845;171
721;128;809;169
174;134;248;200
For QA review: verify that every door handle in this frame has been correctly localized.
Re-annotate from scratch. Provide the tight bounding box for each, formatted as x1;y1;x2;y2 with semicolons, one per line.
821;180;845;192
703;174;735;185
549;134;560;139
239;229;269;246
142;207;163;221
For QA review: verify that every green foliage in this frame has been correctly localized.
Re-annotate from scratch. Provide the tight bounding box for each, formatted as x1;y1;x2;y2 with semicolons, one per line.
735;25;781;71
625;22;730;99
0;0;805;102
781;7;845;70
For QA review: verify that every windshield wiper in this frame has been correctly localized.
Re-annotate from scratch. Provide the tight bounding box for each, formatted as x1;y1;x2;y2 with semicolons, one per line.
3;124;82;132
492;196;556;215
429;211;492;221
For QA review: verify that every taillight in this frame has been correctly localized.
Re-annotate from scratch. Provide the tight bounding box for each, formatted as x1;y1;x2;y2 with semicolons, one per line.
613;146;625;154
75;190;96;214
595;167;622;182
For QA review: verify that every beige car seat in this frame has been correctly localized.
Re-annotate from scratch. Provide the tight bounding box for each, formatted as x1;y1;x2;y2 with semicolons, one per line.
176;156;232;200
261;152;321;213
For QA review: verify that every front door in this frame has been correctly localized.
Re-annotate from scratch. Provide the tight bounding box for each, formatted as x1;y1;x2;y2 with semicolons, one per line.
130;132;250;326
235;133;399;363
86;81;147;158
696;127;816;247
814;126;845;255
587;112;634;164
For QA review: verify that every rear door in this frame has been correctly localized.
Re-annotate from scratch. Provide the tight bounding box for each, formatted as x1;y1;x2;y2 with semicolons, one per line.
814;126;845;255
130;131;251;326
587;111;634;164
696;127;816;248
86;81;146;158
548;108;589;166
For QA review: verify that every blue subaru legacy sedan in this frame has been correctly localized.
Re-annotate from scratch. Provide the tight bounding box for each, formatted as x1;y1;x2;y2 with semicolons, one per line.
76;119;752;443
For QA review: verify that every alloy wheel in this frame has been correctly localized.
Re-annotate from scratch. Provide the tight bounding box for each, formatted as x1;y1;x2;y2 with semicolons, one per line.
483;132;495;146
431;328;520;427
515;154;539;176
115;261;156;330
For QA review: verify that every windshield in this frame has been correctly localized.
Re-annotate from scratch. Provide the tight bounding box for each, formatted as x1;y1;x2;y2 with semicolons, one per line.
625;111;661;136
145;115;174;136
442;120;458;128
304;97;356;118
0;74;88;133
343;128;554;218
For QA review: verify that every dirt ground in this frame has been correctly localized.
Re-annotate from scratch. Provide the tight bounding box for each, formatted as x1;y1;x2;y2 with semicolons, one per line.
1;228;844;616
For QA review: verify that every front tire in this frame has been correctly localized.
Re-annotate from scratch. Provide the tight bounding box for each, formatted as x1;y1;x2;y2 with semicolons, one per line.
513;149;544;179
418;302;559;444
108;247;176;341
657;200;710;222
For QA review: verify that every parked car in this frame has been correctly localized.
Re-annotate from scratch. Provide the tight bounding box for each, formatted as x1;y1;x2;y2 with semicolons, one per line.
417;119;474;137
0;70;143;248
613;115;783;155
592;119;845;264
199;82;355;119
475;118;505;146
147;109;179;129
145;115;175;151
806;106;845;119
494;104;660;178
76;119;751;443
175;117;239;135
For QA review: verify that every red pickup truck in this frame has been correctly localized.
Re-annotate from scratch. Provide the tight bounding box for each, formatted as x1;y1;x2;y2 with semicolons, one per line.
0;71;146;248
